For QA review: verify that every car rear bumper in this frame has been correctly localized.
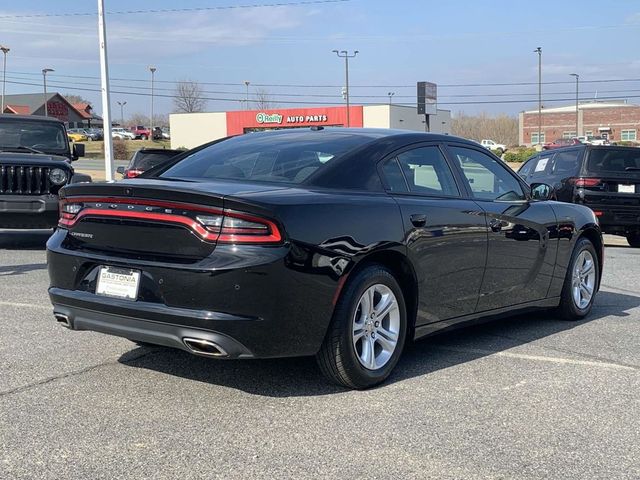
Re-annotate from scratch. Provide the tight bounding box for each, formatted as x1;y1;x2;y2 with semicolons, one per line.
589;205;640;233
0;194;59;228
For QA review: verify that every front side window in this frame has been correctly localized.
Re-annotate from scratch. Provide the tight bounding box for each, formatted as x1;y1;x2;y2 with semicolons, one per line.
391;146;459;196
450;146;525;201
550;150;582;176
517;156;537;179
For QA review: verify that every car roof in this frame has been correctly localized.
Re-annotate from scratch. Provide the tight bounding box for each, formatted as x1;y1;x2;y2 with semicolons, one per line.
0;114;65;125
136;148;182;154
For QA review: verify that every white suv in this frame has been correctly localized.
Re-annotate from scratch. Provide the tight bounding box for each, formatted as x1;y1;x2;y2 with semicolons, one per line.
112;128;135;140
480;139;507;154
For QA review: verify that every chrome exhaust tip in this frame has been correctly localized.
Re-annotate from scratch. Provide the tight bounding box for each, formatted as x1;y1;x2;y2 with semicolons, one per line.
54;313;71;329
182;337;228;357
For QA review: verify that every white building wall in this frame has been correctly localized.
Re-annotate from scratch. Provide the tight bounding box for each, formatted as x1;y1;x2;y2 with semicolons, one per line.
170;112;227;149
363;105;451;134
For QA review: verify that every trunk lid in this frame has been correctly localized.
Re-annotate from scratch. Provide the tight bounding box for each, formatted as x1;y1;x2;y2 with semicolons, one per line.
59;179;288;262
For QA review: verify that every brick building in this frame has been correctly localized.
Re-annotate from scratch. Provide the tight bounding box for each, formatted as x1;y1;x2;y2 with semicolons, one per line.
519;101;640;146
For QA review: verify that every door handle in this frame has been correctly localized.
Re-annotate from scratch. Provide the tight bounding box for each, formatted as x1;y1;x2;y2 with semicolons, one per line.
489;218;504;232
410;214;427;227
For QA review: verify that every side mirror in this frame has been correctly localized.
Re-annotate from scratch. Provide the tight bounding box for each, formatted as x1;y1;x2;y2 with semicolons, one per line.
116;166;125;175
531;183;553;201
72;143;85;160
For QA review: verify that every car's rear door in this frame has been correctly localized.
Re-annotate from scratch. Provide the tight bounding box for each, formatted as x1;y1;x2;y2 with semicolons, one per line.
445;144;557;311
379;143;487;323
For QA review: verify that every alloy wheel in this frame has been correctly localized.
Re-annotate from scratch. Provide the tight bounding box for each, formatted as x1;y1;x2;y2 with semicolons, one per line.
572;250;596;309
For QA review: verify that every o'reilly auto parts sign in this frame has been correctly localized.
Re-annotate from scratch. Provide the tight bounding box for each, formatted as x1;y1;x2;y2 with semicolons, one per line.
256;112;329;125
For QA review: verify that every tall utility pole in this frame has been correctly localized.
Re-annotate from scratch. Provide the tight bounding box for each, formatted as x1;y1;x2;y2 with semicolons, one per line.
332;50;358;127
117;100;127;127
244;81;250;109
534;47;542;146
41;68;54;117
0;45;9;112
388;92;395;105
98;0;114;181
149;66;156;138
570;73;579;137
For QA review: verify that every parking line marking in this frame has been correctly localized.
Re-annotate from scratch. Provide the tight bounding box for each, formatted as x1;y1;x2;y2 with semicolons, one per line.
0;301;50;311
433;346;638;371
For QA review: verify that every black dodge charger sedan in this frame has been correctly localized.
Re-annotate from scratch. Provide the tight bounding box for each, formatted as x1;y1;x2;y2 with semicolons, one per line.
47;129;603;389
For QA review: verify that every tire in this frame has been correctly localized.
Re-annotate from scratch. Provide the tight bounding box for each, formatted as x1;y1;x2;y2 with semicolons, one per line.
556;237;599;320
141;135;148;140
495;148;504;156
626;233;640;248
316;265;407;389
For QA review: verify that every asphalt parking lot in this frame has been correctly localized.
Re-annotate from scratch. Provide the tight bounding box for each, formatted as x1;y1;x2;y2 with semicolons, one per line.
0;231;638;479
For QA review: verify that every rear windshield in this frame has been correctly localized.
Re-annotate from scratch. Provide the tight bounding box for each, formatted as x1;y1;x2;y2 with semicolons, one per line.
586;149;640;174
160;132;374;184
0;120;68;151
133;151;180;170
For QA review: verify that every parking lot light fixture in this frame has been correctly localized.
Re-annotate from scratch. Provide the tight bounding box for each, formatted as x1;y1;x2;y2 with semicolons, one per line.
388;92;395;105
148;66;156;139
41;68;54;117
534;47;542;146
333;49;358;127
570;73;579;137
117;100;127;127
1;45;9;112
244;81;250;110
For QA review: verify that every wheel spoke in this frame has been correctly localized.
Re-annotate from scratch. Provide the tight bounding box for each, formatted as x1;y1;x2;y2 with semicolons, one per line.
581;259;594;276
375;333;395;352
353;328;366;342
375;293;396;320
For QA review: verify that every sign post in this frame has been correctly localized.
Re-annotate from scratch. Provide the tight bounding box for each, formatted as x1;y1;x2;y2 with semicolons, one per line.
417;81;437;132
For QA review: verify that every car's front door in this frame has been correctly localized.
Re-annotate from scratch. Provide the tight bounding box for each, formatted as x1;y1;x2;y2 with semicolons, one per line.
445;144;558;311
380;144;488;324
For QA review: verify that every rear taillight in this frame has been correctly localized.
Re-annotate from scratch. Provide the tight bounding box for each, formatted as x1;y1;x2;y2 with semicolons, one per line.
568;177;602;187
125;169;144;178
58;198;282;245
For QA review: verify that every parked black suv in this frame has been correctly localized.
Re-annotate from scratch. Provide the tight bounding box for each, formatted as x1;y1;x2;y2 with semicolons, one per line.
116;148;183;178
518;145;640;246
0;114;90;229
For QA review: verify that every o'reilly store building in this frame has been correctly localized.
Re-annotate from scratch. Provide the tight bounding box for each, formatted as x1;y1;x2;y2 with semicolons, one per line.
170;105;451;149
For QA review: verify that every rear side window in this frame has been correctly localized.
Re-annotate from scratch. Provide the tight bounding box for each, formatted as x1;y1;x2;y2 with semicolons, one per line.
517;156;537;179
586;149;640;174
133;152;180;170
393;146;459;196
550;150;582;176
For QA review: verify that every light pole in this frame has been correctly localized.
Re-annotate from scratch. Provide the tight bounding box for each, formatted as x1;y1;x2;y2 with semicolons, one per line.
42;68;54;117
244;81;250;109
388;92;395;105
332;49;358;127
1;45;9;113
570;73;579;137
149;66;156;139
117;100;127;127
534;47;542;146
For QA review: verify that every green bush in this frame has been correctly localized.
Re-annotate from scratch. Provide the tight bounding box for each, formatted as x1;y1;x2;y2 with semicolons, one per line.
616;141;640;147
112;138;128;160
503;147;537;163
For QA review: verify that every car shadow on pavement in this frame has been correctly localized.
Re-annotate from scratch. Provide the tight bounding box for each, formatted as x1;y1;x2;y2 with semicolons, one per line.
0;263;47;276
0;230;52;250
118;290;639;397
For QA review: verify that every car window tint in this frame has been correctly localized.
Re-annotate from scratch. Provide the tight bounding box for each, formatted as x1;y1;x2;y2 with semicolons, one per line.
381;158;409;192
162;133;374;185
551;150;582;176
586;149;640;174
450;146;525;201
517;157;536;178
134;152;180;170
395;146;459;196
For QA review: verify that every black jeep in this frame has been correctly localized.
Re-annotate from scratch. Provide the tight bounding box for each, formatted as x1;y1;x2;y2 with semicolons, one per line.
0;114;90;229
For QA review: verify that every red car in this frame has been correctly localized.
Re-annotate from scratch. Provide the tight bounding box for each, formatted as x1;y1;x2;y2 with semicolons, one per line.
543;138;582;150
130;125;152;140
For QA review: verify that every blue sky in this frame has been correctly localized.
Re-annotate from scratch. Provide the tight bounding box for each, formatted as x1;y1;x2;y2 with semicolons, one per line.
1;0;639;118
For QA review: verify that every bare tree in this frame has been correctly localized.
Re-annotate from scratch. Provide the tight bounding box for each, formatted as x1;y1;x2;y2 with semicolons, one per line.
451;112;519;146
173;80;208;113
64;94;91;105
254;88;277;110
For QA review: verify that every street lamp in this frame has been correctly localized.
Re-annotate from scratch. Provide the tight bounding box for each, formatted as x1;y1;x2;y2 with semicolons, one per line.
0;45;9;113
244;81;250;109
332;49;358;127
570;73;579;138
42;68;54;117
388;92;395;105
534;47;542;146
149;66;156;139
117;100;127;127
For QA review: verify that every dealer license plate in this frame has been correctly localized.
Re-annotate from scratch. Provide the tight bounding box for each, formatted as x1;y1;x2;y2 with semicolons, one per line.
618;184;636;193
96;267;141;300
